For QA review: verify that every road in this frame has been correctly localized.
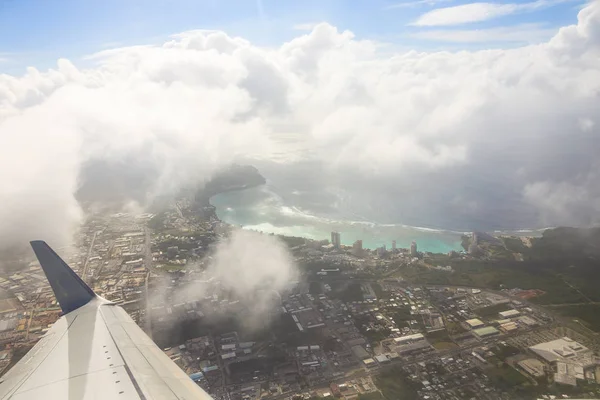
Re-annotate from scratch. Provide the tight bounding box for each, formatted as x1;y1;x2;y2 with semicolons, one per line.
81;231;98;283
545;302;600;307
144;228;153;339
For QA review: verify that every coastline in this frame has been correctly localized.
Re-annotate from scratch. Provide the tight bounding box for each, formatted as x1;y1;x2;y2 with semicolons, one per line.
206;184;546;254
208;185;465;253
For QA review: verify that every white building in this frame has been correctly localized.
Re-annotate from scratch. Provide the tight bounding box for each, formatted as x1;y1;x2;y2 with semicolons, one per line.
529;337;593;364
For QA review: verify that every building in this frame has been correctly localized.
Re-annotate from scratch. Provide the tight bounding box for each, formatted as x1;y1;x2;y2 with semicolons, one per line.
377;246;386;257
375;354;390;364
518;316;538;326
393;333;425;344
529;337;592;364
410;241;418;256
351;345;370;360
499;321;518;332
465;318;484;329
167;246;179;259
518;359;545;378
392;241;397;252
473;326;499;338
352;240;363;256
395;341;432;356
331;232;341;249
362;284;377;301
499;309;520;318
363;358;377;368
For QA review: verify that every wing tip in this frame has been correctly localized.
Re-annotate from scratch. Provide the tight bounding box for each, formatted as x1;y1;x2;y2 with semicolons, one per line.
29;240;96;314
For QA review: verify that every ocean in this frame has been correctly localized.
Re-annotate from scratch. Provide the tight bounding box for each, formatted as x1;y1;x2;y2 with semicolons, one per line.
210;184;548;253
210;184;468;252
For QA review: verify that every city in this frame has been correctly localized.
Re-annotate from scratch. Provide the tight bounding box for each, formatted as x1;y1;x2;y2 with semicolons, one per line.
1;198;600;400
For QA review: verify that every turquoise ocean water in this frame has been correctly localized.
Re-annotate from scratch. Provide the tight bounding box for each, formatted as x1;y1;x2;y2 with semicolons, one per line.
211;186;467;253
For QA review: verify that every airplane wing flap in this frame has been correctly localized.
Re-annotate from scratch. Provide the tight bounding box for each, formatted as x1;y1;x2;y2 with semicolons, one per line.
100;305;212;399
16;306;126;393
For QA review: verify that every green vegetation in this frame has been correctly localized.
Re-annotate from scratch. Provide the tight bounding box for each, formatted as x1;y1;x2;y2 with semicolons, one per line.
476;303;511;318
334;282;364;302
424;253;452;264
426;329;457;350
153;237;197;252
371;283;390;299
364;328;391;344
485;363;529;389
404;227;600;314
308;281;322;295
446;321;467;335
432;341;458;350
402;259;595;305
197;164;266;202
374;367;420;400
158;263;186;272
148;212;167;230
426;328;450;340
358;392;383;400
555;304;600;331
502;236;529;254
278;235;307;248
392;307;412;328
354;315;391;344
492;343;520;361
461;235;471;251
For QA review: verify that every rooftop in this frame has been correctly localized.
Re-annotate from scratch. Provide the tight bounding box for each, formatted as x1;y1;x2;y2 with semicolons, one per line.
465;318;484;328
529;337;591;363
472;326;499;337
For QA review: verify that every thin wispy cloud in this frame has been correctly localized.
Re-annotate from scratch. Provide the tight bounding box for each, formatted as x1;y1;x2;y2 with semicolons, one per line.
386;0;454;9
412;0;579;26
410;23;557;43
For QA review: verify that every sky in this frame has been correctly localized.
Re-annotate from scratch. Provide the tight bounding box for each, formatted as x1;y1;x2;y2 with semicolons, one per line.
0;1;599;250
0;0;587;74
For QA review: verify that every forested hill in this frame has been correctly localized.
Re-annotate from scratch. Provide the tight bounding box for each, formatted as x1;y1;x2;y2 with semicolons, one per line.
531;227;600;259
503;227;600;261
195;164;266;203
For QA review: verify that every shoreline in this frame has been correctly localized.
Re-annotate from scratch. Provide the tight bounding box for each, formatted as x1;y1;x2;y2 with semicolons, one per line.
207;185;549;254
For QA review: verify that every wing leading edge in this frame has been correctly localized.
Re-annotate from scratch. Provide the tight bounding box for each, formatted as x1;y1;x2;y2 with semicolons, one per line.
0;241;213;400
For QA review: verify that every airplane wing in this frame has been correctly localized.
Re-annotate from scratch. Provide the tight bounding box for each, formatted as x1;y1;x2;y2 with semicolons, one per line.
0;241;213;400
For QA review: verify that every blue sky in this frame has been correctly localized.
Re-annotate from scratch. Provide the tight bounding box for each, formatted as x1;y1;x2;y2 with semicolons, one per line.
0;0;585;75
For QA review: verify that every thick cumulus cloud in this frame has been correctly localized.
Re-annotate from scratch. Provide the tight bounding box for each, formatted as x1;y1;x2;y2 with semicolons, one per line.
1;2;600;249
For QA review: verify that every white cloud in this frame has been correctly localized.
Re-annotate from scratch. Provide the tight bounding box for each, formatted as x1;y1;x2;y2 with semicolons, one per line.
0;2;599;249
524;167;600;226
412;0;578;26
410;23;557;43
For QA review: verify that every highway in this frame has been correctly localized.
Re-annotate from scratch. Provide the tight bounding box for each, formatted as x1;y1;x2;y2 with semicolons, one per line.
144;228;153;339
81;231;98;283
